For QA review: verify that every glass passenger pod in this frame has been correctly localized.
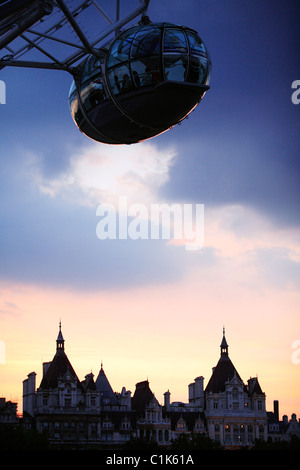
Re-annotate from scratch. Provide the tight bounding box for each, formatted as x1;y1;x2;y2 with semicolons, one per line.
68;22;211;145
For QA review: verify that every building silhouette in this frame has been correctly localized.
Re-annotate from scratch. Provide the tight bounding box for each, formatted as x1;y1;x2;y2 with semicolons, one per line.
21;323;294;449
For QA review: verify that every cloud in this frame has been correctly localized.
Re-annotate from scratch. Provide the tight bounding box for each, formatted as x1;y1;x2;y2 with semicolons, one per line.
0;300;20;316
249;247;300;289
34;141;177;207
203;204;300;290
1;139;299;293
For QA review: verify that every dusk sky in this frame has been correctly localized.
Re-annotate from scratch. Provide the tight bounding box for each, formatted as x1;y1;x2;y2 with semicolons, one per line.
0;0;299;418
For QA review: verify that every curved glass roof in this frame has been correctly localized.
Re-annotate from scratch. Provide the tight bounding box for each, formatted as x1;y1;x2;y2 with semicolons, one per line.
105;22;211;96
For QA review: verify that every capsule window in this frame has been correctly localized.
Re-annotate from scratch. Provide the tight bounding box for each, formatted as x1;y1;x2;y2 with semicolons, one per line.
70;93;84;126
79;56;106;111
187;56;208;84
186;31;206;56
81;56;101;83
108;31;136;67
131;56;162;87
108;63;133;95
131;26;161;58
164;54;188;82
81;79;106;111
163;29;188;54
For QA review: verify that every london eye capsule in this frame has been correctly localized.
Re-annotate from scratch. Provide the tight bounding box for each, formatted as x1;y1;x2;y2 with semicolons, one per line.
68;22;211;145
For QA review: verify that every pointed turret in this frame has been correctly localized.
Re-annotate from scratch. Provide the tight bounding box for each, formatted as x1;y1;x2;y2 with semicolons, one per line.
56;321;65;353
95;362;117;404
205;328;242;393
220;327;228;357
39;322;81;390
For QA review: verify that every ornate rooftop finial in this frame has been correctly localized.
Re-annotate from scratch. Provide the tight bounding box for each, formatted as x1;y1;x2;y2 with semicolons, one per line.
56;320;65;353
220;326;228;357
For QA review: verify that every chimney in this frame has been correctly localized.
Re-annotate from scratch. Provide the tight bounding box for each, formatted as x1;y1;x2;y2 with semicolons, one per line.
273;400;279;421
164;390;170;409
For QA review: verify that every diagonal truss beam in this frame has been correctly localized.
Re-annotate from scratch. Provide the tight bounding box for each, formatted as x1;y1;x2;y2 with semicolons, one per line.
0;0;150;73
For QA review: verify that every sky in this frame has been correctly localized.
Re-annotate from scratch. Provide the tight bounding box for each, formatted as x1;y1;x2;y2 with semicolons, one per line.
0;0;299;419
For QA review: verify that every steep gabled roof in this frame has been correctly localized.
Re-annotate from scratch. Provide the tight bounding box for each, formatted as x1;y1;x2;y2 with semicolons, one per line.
95;365;118;404
81;372;97;391
247;377;264;396
205;330;243;393
131;380;158;414
38;323;81;390
39;349;81;389
205;355;242;393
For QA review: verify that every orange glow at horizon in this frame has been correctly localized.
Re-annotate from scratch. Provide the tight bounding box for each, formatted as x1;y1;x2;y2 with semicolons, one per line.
0;271;299;419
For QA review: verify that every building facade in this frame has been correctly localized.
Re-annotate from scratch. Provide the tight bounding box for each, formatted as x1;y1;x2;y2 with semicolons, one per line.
23;324;268;449
202;331;268;447
0;397;18;425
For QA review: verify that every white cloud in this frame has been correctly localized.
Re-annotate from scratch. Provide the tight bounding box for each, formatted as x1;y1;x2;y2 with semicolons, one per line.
35;141;177;207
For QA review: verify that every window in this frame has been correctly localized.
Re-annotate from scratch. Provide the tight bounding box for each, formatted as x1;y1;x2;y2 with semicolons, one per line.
248;424;254;444
187;56;208;84
177;419;185;429
259;424;264;439
131;57;161;87
131;26;161;58
64;398;71;407
257;400;263;411
108;31;135;66
80;57;106;110
108;64;133;95
163;54;188;82
103;420;113;430
233;424;239;443
163;29;188;54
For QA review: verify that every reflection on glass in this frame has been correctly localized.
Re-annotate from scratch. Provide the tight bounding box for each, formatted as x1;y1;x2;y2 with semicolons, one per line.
81;79;106;111
131;27;161;58
79;56;106;111
108;63;133;95
188;56;208;84
69;91;84;126
164;54;187;82
131;57;161;87
186;31;206;56
164;29;188;53
81;56;101;82
108;31;135;67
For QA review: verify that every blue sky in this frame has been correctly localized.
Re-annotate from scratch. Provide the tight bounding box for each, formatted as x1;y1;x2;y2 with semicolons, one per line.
0;0;300;414
1;0;299;290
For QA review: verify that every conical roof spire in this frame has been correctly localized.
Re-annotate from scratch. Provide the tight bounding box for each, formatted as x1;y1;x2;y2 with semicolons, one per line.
56;321;65;353
39;322;80;390
220;326;228;357
205;328;243;393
